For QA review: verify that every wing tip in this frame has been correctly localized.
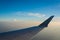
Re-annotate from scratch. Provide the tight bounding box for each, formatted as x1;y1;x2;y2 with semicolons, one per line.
38;15;54;28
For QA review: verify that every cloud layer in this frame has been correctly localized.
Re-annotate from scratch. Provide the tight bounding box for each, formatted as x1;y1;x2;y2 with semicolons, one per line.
0;16;60;40
28;13;46;18
14;11;46;18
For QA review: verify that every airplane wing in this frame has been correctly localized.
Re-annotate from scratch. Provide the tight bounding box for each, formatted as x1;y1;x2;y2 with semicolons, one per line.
0;15;54;40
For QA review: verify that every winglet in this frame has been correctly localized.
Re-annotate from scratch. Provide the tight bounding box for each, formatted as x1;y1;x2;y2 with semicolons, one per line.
38;15;54;28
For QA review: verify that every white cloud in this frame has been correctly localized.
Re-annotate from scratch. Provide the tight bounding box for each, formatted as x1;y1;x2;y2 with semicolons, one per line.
28;13;46;18
13;11;46;18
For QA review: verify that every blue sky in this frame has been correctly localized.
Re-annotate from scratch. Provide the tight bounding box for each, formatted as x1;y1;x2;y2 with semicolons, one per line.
0;0;60;21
